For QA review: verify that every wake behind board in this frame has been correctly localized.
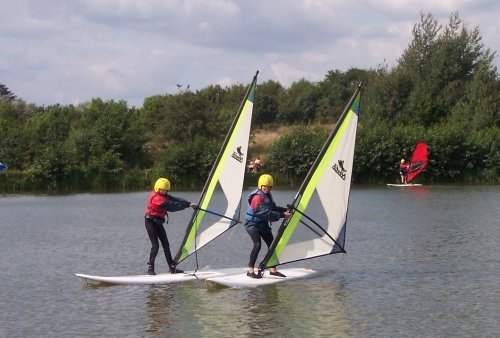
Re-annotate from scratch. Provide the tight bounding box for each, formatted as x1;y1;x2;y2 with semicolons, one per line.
205;268;316;288
387;183;422;187
76;267;245;286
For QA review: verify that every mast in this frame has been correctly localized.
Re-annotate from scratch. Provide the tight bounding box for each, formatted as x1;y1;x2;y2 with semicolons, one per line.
174;71;259;264
258;82;363;271
293;82;362;201
197;70;258;204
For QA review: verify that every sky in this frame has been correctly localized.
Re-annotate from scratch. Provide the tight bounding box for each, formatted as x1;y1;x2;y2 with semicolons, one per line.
1;0;499;108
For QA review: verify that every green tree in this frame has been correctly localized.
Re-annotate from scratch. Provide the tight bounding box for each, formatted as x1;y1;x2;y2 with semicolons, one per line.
152;136;220;188
391;12;496;127
447;55;500;130
33;145;74;188
88;150;126;189
317;68;375;124
267;126;328;185
254;80;284;126
278;79;319;123
72;98;145;169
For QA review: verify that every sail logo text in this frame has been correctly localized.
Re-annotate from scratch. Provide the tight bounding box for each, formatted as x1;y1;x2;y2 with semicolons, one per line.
332;160;347;180
231;146;244;163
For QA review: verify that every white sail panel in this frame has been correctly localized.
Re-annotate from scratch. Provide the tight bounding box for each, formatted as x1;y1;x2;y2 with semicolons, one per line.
190;98;253;249
175;73;258;264
260;84;362;269
277;109;358;263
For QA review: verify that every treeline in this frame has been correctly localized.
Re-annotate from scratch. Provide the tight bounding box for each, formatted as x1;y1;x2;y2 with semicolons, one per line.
0;12;498;193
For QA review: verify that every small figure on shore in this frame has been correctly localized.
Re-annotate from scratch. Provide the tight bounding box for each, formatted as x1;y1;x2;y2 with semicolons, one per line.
253;157;262;173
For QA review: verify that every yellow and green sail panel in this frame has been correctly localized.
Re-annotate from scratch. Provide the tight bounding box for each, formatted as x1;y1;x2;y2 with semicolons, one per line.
174;71;258;264
260;83;362;270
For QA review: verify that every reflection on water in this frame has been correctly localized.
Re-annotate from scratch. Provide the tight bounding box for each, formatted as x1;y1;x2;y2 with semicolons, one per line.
140;276;355;337
144;286;175;333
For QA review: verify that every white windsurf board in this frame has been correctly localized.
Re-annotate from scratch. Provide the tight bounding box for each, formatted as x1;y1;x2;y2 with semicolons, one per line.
205;267;316;288
387;183;422;187
75;267;245;286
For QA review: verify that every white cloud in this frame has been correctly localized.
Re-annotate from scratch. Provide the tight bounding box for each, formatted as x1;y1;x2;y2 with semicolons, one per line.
0;0;498;107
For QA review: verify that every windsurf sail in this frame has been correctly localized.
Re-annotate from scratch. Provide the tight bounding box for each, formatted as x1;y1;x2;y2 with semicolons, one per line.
407;142;428;183
174;71;258;265
258;82;363;271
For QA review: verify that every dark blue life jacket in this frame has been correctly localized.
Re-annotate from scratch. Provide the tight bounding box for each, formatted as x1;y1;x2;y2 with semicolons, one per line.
245;188;274;222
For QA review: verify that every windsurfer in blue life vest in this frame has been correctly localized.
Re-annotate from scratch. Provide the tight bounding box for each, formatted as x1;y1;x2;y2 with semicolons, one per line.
244;174;292;279
399;159;410;184
144;177;197;275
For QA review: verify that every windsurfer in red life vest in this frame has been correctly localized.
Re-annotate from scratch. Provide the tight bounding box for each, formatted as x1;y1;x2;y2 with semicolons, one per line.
399;159;410;184
145;178;197;275
244;174;292;279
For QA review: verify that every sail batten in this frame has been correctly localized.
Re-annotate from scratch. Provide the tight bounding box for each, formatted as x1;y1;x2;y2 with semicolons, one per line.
174;71;258;264
259;83;362;271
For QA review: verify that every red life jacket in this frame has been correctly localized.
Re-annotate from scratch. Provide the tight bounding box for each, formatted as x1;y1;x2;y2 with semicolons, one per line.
145;191;168;218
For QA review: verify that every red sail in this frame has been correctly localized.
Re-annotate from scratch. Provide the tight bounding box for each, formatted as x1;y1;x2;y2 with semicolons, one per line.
407;142;428;182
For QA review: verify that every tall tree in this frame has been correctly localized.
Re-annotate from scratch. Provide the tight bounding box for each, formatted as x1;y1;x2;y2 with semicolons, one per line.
0;84;16;101
278;79;319;123
392;12;496;127
254;80;284;126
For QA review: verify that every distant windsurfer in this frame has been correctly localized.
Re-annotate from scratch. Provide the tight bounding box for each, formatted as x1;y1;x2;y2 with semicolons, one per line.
144;178;197;275
399;159;410;184
244;174;292;278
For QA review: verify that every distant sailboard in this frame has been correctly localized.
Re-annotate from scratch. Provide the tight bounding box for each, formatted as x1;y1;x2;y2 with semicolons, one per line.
388;142;428;187
75;72;258;285
207;83;363;288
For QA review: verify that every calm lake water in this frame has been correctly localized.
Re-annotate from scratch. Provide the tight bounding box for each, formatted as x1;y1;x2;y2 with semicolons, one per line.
1;186;498;337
